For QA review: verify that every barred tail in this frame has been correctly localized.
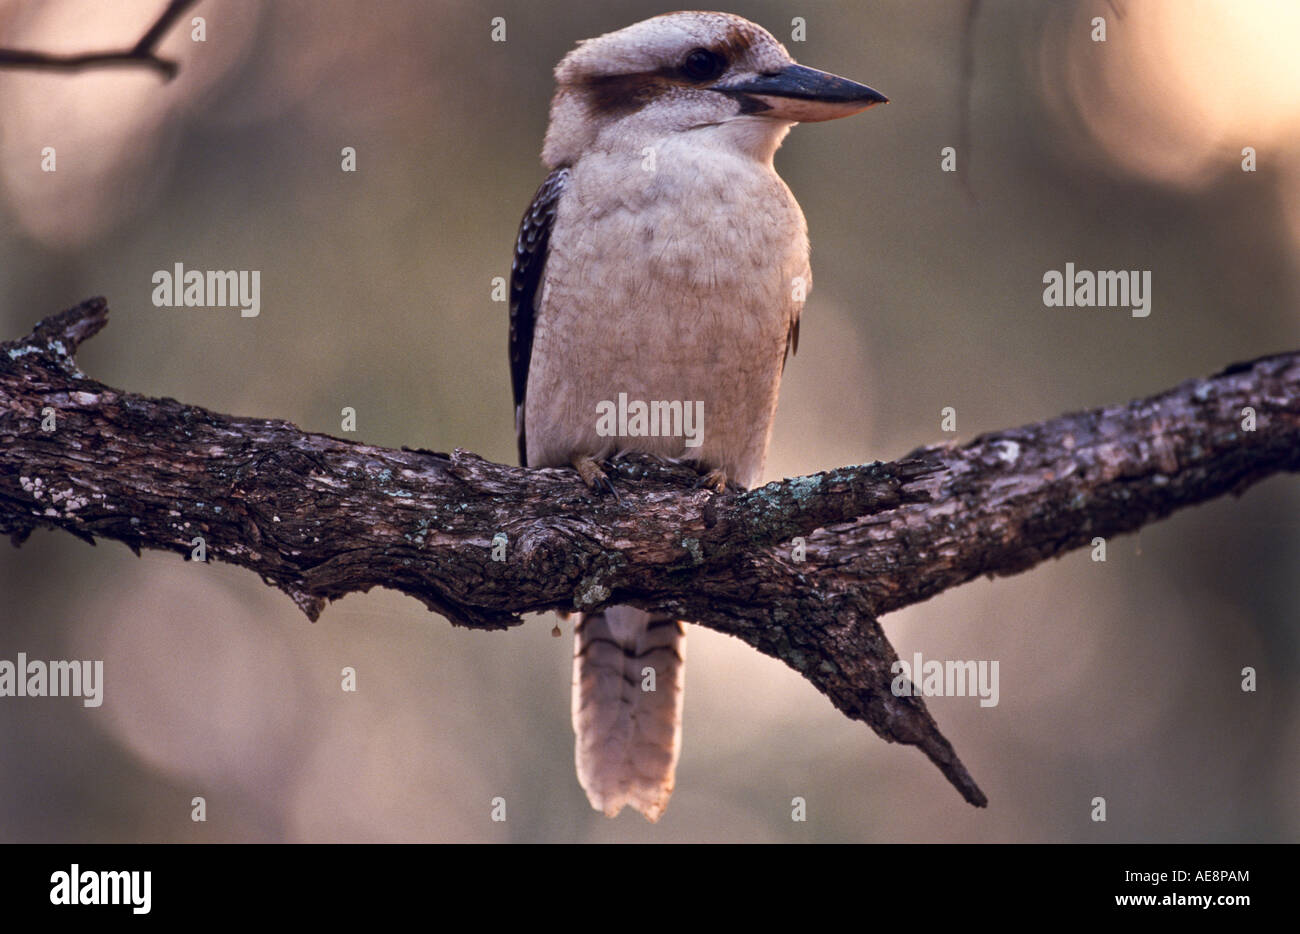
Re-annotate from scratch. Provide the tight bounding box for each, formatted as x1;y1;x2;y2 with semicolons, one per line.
571;605;685;821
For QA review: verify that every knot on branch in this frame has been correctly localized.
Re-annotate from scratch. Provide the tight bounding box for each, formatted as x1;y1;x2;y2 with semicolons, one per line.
4;297;109;374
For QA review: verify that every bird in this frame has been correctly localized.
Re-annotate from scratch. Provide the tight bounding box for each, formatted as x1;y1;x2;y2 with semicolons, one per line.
509;11;886;821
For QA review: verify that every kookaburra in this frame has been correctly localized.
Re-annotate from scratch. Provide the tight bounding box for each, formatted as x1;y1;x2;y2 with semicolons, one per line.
509;11;886;821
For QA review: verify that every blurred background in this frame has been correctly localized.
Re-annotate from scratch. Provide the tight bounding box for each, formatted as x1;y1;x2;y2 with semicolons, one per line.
0;0;1297;842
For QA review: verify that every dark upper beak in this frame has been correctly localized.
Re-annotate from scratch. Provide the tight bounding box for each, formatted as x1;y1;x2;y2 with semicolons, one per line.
717;63;888;122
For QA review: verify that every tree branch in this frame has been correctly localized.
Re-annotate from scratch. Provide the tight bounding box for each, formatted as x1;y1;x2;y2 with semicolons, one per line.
4;299;1298;808
0;0;199;80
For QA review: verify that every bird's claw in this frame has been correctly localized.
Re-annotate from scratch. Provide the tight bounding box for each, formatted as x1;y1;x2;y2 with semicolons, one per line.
694;467;729;493
572;454;621;502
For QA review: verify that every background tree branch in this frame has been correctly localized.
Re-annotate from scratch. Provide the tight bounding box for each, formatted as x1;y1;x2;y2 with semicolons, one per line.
4;298;1298;809
0;0;198;80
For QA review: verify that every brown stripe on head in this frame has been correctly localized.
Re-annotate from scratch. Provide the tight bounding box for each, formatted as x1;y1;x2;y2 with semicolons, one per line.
715;22;756;60
575;30;754;120
578;69;684;118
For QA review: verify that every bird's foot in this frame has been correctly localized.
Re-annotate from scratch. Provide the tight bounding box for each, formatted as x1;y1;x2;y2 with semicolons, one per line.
693;467;730;493
572;453;620;501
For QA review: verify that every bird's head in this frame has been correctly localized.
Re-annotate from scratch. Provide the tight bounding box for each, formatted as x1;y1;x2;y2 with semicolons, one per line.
542;11;887;167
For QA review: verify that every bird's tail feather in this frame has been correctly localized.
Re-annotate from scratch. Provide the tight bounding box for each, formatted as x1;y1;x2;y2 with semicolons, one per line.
571;605;685;821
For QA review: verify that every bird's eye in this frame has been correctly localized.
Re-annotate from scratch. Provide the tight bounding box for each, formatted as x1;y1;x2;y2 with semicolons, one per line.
681;47;727;82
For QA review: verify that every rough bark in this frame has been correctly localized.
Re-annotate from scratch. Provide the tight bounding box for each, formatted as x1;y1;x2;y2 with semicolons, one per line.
4;298;1299;808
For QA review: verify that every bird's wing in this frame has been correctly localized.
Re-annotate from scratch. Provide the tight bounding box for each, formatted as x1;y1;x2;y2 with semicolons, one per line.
509;166;570;467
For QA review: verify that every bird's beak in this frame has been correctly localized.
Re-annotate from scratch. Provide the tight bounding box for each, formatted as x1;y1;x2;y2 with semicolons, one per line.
718;63;887;122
